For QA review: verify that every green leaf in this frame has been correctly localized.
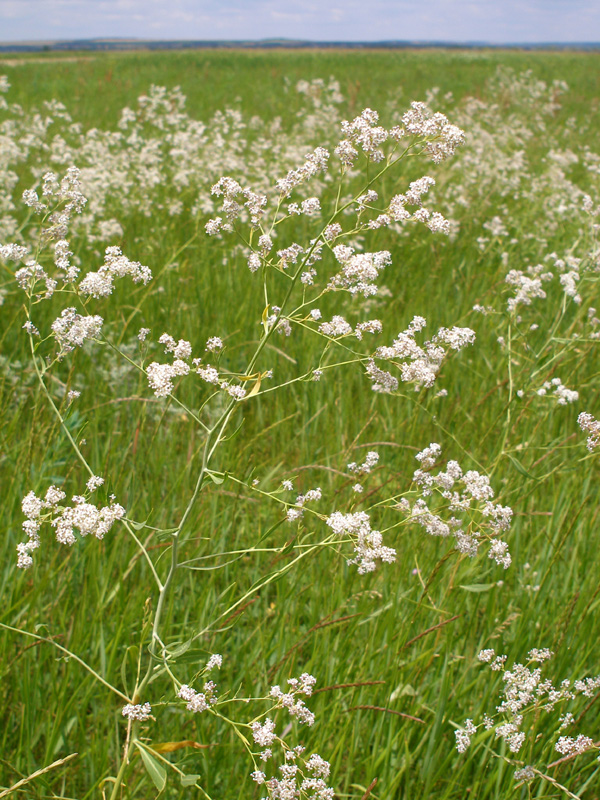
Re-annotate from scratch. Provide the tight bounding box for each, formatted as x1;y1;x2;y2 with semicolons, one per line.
119;645;138;698
280;537;296;555
168;639;192;658
506;453;538;481
180;774;202;786
459;583;495;593
205;470;225;485
135;742;167;792
130;517;150;531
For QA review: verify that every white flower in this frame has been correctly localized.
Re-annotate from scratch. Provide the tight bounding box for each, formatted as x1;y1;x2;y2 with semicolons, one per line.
86;475;104;493
347;451;379;475
251;718;277;747
206;337;223;352
122;702;152;721
455;719;476;753
206;654;222;671
478;649;495;663
51;308;103;357
326;510;396;574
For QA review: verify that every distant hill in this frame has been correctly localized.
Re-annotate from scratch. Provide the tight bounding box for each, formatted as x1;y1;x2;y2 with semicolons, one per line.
0;38;599;53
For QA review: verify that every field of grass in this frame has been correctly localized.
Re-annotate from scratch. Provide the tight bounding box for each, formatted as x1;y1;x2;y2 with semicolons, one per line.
1;48;600;799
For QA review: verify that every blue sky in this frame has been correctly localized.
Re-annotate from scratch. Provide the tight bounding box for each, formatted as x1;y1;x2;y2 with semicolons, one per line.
0;0;598;43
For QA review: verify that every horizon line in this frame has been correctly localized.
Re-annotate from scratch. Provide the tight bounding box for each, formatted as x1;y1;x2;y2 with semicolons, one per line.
1;36;600;48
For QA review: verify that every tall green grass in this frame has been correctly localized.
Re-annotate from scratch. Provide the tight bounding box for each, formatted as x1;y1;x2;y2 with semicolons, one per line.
1;48;600;799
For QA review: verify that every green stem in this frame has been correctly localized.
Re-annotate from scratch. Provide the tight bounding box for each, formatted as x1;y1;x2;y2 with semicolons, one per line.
107;727;138;800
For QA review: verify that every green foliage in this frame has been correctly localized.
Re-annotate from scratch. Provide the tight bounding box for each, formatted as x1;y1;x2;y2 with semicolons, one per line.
1;48;600;799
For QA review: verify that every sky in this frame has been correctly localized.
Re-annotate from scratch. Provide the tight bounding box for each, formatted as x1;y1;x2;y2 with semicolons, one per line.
0;0;599;44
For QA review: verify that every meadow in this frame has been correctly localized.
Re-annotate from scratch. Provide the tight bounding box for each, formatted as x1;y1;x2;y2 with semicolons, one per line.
1;47;600;799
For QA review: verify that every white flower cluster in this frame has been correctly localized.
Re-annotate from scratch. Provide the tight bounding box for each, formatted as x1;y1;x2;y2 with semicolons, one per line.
50;308;103;357
23;167;86;221
536;377;579;405
375;176;452;236
275;147;330;197
53;500;126;545
527;648;554;662
555;735;595;757
206;653;223;670
159;332;192;359
79;246;152;297
270;673;317;726
121;702;152;721
1;243;28;262
457;647;600;769
478;649;496;663
323;222;342;241
86;475;104;492
206;176;267;233
559;270;581;304
455;719;477;753
147;359;190;397
505;264;553;312
347;450;379;475
53;239;78;283
326;510;396;574
287;197;321;217
17;484;125;569
145;332;192;396
402;101;466;162
318;315;353;338
514;766;535;782
146;333;245;401
369;315;475;392
578;411;600;451
266;305;293;337
365;360;399;393
482;215;509;237
252;750;333;800
316;314;382;342
277;242;303;269
178;680;218;714
328;244;391;297
337;107;389;164
22;321;39;336
410;206;451;235
247;672;333;798
355;320;383;340
22;168;86;244
406;443;513;568
205;336;223;352
252;718;277;749
15;260;57;299
286;487;322;522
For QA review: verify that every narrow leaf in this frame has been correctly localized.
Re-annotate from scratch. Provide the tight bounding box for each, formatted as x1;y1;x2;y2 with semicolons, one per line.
507;453;538;481
459;583;495;593
130;517;150;531
245;374;262;399
135;742;167;792
152;741;210;753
